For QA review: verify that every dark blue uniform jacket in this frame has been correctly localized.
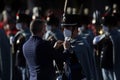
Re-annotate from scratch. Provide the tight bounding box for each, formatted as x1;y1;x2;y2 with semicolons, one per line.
23;36;65;80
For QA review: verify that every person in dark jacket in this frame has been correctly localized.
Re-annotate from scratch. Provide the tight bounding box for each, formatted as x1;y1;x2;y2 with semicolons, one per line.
0;27;11;80
23;19;66;80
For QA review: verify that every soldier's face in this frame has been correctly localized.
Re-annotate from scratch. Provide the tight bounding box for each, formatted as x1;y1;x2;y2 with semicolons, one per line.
72;27;78;38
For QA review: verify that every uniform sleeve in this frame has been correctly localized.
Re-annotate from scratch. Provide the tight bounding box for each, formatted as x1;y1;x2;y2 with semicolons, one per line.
45;41;67;62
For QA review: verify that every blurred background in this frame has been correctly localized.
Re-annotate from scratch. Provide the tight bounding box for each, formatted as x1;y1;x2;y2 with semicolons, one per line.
0;0;120;16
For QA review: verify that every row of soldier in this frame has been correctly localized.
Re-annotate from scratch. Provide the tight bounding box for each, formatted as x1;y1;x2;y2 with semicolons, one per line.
0;7;120;80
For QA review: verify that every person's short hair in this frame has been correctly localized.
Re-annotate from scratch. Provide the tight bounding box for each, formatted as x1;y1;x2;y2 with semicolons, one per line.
30;19;46;35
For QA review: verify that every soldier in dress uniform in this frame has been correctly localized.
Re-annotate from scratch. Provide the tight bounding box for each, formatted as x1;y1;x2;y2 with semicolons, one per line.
61;14;87;80
12;11;32;80
77;15;98;80
93;14;119;80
